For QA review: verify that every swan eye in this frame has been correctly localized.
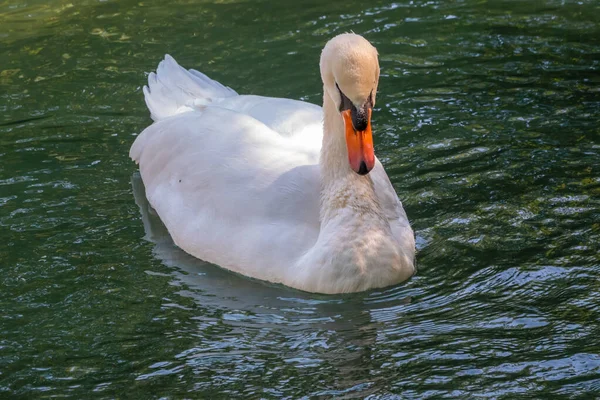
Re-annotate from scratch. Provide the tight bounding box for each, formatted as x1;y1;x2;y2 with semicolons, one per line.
336;83;353;112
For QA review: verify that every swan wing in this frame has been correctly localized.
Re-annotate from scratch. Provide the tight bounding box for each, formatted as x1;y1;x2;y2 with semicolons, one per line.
144;54;323;141
210;95;323;140
130;107;321;283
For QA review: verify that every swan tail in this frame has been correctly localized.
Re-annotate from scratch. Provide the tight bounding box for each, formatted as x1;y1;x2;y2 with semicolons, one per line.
143;54;238;121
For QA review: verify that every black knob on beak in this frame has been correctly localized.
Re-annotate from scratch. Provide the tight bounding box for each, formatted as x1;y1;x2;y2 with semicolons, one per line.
351;104;369;131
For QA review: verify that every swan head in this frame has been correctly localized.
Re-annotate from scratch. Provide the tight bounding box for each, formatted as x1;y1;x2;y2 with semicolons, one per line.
320;33;380;175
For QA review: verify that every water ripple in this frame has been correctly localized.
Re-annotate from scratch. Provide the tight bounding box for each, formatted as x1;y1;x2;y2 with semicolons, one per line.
1;0;599;397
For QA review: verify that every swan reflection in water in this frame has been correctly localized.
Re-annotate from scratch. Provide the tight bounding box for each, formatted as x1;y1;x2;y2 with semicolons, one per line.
131;172;413;394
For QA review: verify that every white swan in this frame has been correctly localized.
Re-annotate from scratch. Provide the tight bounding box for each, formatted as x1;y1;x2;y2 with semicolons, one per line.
130;34;415;294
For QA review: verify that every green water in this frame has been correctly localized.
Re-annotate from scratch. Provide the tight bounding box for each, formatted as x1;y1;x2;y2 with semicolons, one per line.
2;0;600;397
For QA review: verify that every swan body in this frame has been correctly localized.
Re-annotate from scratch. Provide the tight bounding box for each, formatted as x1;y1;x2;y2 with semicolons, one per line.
131;34;415;293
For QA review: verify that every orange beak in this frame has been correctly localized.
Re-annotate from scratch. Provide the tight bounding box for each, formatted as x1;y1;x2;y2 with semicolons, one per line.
342;108;375;175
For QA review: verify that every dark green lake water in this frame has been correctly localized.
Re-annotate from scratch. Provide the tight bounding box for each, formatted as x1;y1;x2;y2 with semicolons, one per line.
2;0;600;398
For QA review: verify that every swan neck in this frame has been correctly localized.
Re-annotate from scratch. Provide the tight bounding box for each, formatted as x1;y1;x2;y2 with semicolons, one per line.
320;89;350;183
319;87;385;226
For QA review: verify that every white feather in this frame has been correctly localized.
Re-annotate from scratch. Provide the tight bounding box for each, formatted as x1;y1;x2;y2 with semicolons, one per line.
131;37;415;294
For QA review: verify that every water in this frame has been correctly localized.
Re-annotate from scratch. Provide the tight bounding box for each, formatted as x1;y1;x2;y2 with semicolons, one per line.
1;0;599;397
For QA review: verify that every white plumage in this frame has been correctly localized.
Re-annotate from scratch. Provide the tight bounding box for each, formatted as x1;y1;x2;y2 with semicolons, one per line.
131;34;415;293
